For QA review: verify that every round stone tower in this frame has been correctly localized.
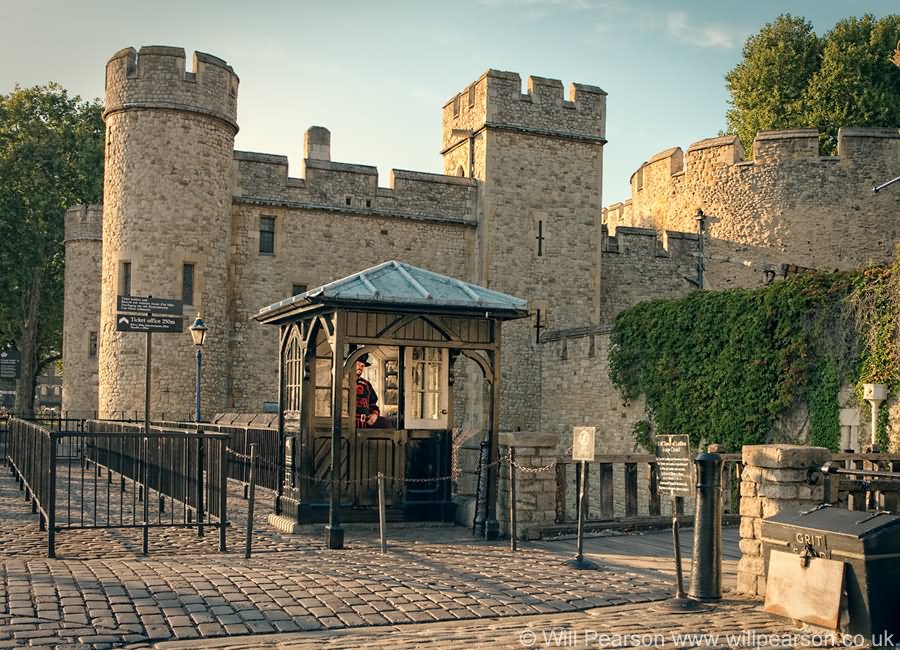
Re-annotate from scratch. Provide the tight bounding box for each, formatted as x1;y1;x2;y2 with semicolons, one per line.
99;46;239;419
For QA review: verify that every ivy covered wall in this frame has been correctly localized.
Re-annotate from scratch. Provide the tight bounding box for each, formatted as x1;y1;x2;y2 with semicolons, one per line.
609;257;900;453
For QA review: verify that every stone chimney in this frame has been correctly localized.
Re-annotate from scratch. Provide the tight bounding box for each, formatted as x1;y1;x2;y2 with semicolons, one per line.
304;126;331;161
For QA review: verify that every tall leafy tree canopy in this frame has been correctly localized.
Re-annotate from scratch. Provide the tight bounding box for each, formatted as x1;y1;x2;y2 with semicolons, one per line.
726;13;900;154
0;83;104;415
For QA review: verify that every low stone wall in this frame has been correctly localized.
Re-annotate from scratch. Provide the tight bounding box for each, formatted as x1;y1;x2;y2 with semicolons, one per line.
736;444;830;597
497;431;559;540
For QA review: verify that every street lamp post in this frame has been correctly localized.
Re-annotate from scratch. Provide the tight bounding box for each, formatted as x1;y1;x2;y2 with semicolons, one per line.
190;316;208;422
189;315;208;538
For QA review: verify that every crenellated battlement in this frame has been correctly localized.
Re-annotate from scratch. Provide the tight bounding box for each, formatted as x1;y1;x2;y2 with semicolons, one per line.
606;126;900;276
64;205;103;242
233;147;478;224
602;224;698;258
441;69;606;151
104;46;239;132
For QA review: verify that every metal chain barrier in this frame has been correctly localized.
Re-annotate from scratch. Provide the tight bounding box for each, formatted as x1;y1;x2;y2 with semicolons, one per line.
225;444;558;489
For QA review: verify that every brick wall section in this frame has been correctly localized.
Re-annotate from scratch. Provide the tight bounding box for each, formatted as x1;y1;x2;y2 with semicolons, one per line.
62;205;102;416
736;444;830;598
599;226;698;325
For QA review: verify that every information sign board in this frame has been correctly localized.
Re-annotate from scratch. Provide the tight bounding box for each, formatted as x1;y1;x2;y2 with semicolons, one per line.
0;350;20;379
116;314;183;333
117;296;182;316
655;434;692;494
572;426;596;462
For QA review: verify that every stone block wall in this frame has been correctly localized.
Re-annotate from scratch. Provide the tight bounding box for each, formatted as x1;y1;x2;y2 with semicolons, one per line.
736;444;830;598
225;204;475;412
497;431;559;539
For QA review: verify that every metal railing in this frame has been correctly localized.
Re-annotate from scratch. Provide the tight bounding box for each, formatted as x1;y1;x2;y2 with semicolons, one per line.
151;420;280;493
6;417;229;557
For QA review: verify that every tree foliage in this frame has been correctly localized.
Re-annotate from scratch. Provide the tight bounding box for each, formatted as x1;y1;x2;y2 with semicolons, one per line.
726;13;900;154
0;83;104;414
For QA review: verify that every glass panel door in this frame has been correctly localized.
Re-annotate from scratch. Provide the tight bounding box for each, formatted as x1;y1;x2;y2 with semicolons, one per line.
404;347;448;429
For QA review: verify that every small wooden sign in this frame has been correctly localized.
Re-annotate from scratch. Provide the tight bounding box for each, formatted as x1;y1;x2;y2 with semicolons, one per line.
655;434;692;494
572;426;596;462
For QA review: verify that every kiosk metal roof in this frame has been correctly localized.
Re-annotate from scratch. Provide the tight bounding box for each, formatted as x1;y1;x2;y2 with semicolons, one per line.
255;260;528;324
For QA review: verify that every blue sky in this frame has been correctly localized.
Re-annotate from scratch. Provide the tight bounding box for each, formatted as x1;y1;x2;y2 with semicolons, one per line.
2;0;898;204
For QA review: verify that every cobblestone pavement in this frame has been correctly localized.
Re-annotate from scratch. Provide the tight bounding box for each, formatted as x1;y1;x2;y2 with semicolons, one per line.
0;466;842;649
0;469;675;648
143;599;865;649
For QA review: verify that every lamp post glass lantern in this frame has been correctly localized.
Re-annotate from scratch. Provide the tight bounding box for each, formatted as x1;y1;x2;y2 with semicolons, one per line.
190;316;208;422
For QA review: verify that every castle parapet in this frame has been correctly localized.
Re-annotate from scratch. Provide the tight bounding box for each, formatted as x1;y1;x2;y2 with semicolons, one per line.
752;129;819;163
685;135;745;167
64;205;103;242
836;127;900;160
234;148;477;223
441;69;606;150
104;46;239;132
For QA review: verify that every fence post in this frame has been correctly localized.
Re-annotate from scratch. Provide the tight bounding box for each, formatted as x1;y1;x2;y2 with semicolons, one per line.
219;439;227;553
624;462;638;517
244;443;257;559
509;447;517;551
197;432;205;538
378;472;386;554
473;439;490;536
555;463;567;524
47;431;57;558
142;435;150;556
648;462;661;516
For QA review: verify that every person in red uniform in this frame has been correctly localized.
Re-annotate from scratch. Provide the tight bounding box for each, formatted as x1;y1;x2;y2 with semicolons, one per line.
355;353;380;428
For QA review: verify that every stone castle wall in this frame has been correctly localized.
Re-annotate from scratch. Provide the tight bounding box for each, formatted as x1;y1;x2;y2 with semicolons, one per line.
604;128;900;291
64;45;900;468
538;224;697;454
62;205;103;416
225;202;475;411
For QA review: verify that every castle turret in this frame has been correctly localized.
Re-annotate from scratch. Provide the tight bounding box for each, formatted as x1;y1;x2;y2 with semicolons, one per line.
441;70;607;431
63;205;103;416
99;46;239;418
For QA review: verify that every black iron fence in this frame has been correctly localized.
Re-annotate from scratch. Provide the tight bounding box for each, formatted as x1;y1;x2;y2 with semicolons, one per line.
151;421;279;493
5;417;229;557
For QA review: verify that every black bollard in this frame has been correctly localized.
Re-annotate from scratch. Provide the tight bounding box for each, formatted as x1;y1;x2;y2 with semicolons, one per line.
688;451;722;601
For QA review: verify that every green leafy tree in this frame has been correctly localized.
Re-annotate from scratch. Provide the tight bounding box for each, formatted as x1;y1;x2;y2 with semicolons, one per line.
726;13;900;155
0;84;104;416
725;14;822;152
805;14;900;153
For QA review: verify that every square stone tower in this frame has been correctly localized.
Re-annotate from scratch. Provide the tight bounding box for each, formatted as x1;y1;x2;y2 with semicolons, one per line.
442;70;607;430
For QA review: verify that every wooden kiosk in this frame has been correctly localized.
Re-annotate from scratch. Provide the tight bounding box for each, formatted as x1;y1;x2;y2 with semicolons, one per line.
255;261;528;548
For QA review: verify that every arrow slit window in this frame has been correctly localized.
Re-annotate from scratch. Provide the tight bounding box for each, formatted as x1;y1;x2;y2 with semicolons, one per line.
118;261;131;297
404;347;448;429
182;264;194;306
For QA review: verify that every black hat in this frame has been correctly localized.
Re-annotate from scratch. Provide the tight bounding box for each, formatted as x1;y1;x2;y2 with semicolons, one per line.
358;353;372;367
